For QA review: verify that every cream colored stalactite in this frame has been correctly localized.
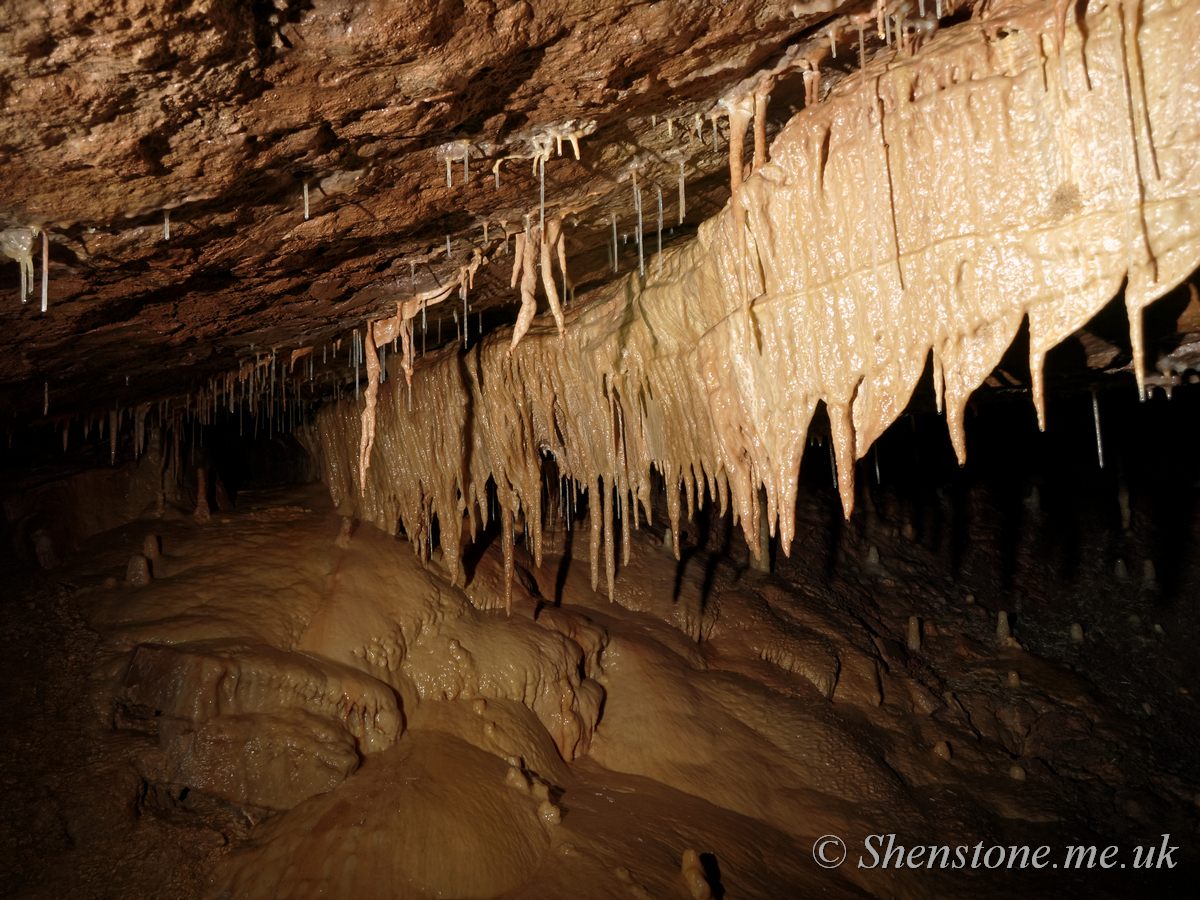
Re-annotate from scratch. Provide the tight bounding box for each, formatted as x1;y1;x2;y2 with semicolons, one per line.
724;97;754;192
0;225;38;301
722;95;759;347
357;254;482;496
289;346;313;372
553;218;572;297
325;0;1200;591
540;217;569;338
358;326;380;496
507;216;569;357
509;225;539;356
753;91;771;173
701;0;1199;532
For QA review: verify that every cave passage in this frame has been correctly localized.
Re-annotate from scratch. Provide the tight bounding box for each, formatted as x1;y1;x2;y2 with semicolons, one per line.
2;0;1200;897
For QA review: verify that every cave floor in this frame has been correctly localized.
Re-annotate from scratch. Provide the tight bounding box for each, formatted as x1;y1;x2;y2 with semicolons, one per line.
1;446;1198;898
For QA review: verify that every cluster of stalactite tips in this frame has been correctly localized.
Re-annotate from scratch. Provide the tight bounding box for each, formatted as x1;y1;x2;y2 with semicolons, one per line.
9;0;1200;613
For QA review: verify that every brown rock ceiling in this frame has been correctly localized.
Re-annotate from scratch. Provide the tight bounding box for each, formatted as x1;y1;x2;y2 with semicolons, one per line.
0;0;845;421
1;0;1196;432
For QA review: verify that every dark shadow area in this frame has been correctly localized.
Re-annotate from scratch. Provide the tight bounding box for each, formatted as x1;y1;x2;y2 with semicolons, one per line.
700;852;725;899
554;505;576;607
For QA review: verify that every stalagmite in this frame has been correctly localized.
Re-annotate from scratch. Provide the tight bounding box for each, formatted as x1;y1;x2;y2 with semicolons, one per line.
680;849;712;900
907;616;921;652
1092;390;1104;468
303;182;309;220
996;611;1011;644
1143;559;1158;590
194;468;211;523
126;554;151;586
537;800;560;825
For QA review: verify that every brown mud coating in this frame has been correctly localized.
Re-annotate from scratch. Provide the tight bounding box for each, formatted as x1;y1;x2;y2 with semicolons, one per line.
2;0;1200;897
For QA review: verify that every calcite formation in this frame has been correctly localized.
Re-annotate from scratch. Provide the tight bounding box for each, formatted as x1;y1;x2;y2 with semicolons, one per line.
2;2;1200;898
318;0;1200;603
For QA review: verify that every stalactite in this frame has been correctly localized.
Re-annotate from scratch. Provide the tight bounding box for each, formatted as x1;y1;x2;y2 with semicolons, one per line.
611;215;619;273
753;91;770;173
634;173;644;278
677;162;687;227
40;230;48;313
318;0;1200;601
656;186;664;278
509;219;541;355
540;218;569;338
0;225;37;303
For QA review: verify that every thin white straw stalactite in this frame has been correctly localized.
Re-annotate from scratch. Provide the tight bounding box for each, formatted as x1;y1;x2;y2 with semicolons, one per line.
40;229;48;313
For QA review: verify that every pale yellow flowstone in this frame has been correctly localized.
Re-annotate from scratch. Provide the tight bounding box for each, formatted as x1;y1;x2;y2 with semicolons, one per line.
93;487;1070;900
315;0;1200;605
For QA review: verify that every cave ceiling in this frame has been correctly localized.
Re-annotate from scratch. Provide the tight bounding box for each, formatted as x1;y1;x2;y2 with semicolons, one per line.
0;0;843;422
1;0;1197;433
